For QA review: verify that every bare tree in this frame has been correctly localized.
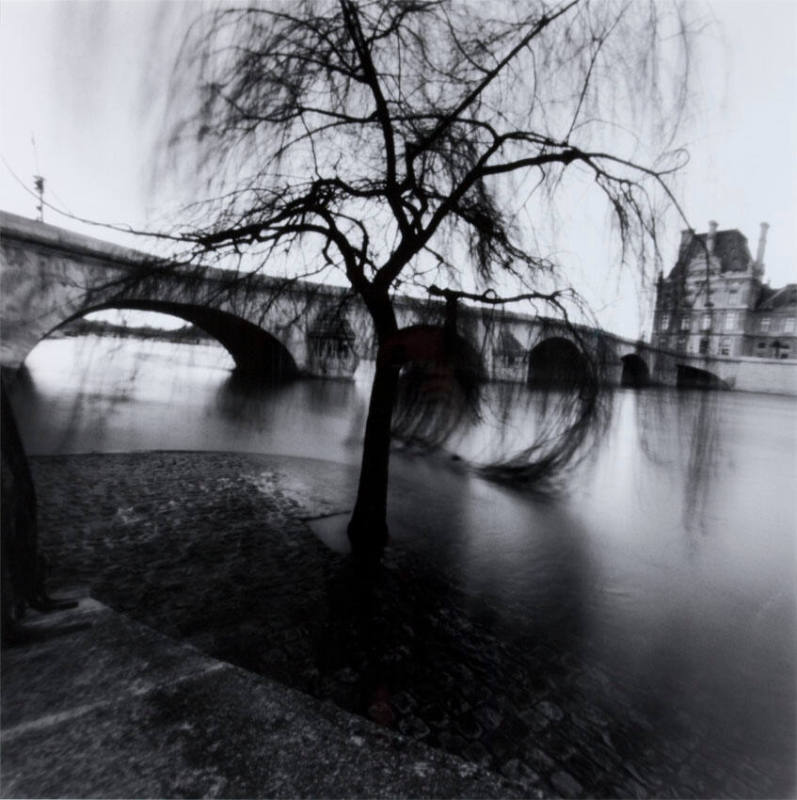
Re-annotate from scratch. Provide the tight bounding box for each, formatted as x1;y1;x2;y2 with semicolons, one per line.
163;0;695;564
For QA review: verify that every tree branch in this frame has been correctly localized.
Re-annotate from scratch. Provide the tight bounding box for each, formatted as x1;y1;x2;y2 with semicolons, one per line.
428;284;570;307
340;0;411;238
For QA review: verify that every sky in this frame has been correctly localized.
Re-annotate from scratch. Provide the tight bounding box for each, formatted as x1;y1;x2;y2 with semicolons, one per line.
1;0;795;338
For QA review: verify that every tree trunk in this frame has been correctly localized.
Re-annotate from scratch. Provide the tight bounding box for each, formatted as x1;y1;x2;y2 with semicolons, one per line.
1;373;77;642
1;374;40;637
347;353;400;566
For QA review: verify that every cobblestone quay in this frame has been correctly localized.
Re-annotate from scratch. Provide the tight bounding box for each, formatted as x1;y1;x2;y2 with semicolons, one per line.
29;452;793;798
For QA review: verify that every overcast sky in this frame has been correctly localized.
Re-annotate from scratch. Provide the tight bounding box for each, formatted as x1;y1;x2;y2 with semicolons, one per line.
1;0;795;338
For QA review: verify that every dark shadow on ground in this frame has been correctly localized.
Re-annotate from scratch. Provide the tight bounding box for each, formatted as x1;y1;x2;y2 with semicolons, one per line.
24;452;796;799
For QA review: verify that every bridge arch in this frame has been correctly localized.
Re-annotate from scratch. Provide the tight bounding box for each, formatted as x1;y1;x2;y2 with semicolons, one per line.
620;353;650;387
676;364;727;390
527;337;589;387
45;301;299;380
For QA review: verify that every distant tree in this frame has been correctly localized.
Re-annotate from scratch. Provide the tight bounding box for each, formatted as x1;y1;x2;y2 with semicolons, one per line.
163;0;695;564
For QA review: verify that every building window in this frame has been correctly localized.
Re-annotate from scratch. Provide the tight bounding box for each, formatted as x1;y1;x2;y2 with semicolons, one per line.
699;337;709;354
720;338;731;356
724;312;738;332
680;315;691;331
677;335;688;352
701;313;712;331
785;318;795;334
760;317;771;332
660;314;670;332
770;341;790;359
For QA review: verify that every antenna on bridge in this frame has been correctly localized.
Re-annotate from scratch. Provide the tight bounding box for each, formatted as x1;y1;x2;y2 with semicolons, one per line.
31;134;44;222
33;175;45;222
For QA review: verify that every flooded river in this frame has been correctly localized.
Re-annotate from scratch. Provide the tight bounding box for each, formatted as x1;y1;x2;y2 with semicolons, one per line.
7;335;797;789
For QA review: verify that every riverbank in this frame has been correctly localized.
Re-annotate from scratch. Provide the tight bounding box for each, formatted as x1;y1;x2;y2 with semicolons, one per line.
53;318;214;344
2;593;521;799
9;451;794;798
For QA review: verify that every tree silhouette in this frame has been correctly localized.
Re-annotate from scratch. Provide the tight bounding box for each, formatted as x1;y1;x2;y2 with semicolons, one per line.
163;0;695;564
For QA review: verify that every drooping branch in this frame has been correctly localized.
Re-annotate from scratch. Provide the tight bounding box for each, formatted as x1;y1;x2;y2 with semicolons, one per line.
157;0;699;501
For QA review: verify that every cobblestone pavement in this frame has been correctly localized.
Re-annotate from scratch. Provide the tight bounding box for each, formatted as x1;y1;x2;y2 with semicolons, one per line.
29;452;794;798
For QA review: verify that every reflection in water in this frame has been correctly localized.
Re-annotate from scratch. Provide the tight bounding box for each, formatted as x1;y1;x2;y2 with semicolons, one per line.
634;388;723;542
214;371;371;459
680;390;721;541
6;335;797;789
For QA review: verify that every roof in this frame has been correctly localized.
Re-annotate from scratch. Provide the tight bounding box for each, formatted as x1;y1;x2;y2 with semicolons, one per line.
669;229;753;279
756;283;797;311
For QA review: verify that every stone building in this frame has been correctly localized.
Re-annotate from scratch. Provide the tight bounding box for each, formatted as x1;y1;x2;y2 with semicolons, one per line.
652;222;797;360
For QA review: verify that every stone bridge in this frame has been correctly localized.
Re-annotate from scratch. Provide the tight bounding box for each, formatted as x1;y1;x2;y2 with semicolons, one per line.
4;210;791;393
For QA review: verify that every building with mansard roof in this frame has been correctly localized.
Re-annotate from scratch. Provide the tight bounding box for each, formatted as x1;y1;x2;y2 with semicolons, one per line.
652;222;797;360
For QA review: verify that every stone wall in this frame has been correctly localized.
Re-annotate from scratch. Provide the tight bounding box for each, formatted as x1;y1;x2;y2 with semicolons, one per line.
722;356;797;395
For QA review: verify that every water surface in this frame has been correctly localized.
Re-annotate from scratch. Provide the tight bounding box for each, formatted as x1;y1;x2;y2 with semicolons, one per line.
8;335;796;787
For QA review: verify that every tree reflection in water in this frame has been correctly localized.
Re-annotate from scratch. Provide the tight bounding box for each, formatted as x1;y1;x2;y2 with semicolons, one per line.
634;387;722;545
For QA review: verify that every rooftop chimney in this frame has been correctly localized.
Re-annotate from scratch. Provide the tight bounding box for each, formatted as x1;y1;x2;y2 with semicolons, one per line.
756;222;769;265
707;220;718;255
679;228;694;254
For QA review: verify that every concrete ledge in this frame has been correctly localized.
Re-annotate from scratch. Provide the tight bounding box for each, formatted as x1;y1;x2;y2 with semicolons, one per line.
1;591;522;799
